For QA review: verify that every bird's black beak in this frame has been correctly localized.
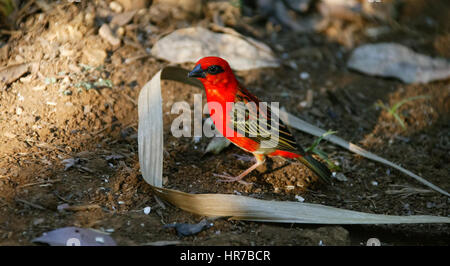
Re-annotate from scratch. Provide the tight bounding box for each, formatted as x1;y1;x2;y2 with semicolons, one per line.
188;64;206;78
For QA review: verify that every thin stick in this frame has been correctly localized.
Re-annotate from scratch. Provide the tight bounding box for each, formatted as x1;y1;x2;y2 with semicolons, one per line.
62;204;101;211
16;198;46;210
17;179;61;189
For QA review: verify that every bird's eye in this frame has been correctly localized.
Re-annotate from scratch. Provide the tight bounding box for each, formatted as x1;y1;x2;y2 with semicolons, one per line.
207;65;224;75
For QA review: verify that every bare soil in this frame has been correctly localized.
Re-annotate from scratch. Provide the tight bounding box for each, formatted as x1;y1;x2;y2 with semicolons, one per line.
0;0;448;245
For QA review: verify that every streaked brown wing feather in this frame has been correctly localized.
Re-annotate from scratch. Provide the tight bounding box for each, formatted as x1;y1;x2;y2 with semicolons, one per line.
230;83;304;154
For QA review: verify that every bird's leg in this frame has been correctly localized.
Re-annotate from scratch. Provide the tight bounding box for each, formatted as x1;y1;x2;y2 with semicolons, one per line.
214;154;265;185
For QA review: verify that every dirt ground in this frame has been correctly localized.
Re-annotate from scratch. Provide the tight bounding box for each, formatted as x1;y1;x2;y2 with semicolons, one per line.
0;0;449;245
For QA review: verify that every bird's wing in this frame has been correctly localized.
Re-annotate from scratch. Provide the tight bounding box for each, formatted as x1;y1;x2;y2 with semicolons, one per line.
229;83;304;154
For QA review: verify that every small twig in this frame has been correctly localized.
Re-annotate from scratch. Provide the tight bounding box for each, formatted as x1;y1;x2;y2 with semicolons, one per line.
17;179;61;189
0;197;8;207
53;192;74;203
16;198;46;210
35;142;66;153
62;204;101;212
122;37;145;51
77;165;95;174
385;185;433;197
124;54;151;64
94;121;137;135
121;91;137;105
0;29;21;35
16;0;36;20
93;122;121;135
154;195;166;210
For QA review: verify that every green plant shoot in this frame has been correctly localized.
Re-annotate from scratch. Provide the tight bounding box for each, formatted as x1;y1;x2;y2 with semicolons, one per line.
306;130;340;171
375;95;431;130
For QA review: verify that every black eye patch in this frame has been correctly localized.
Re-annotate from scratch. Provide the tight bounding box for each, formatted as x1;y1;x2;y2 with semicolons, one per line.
207;65;224;75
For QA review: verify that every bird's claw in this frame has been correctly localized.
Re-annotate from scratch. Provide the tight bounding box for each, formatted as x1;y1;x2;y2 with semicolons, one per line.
213;172;252;185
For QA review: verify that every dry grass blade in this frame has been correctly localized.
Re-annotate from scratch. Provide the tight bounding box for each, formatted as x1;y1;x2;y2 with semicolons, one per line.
151;186;449;224
137;66;450;224
138;70;163;188
277;108;450;197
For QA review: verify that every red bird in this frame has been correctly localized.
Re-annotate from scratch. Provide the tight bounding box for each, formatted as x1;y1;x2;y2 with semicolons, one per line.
188;56;331;184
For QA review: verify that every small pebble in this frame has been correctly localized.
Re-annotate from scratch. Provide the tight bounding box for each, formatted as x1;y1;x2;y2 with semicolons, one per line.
143;206;151;215
57;203;70;212
109;1;123;13
295;195;305;202
83;105;91;114
300;72;310;80
299;101;308;108
288;61;298;70
84;12;95;26
99;24;121;46
16;107;23;115
334;172;348;182
137;8;147;16
45;77;56;84
61;76;70;84
116;26;125;37
33;218;45;226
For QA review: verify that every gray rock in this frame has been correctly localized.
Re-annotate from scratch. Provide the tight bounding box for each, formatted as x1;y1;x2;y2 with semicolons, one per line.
151;27;280;71
348;43;450;84
32;227;116;246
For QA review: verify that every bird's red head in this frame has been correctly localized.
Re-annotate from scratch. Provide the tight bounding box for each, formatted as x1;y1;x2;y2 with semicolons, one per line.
188;57;237;87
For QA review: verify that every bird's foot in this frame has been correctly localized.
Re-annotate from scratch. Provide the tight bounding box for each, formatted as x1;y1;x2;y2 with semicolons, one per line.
213;172;252;185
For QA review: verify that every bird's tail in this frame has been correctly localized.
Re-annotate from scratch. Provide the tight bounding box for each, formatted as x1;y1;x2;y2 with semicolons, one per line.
297;154;331;184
